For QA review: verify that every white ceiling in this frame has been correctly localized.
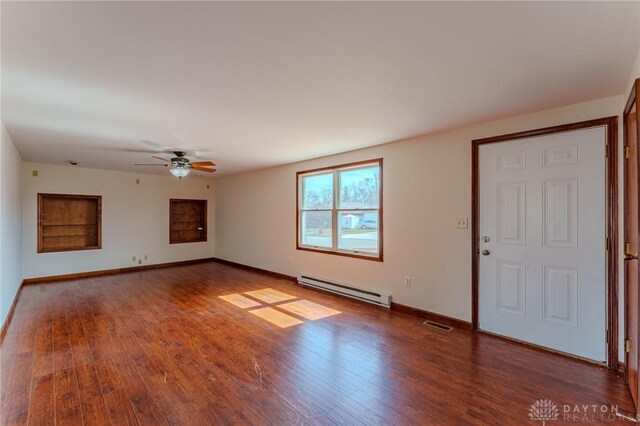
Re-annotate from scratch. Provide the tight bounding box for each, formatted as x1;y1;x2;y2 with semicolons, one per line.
2;2;639;178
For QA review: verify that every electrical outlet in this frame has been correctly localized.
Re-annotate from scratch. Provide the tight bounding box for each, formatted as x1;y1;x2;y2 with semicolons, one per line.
404;276;411;287
144;255;148;260
136;178;141;185
132;256;137;262
456;217;469;229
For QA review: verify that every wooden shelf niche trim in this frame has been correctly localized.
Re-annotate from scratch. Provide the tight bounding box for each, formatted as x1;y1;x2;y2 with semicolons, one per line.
170;199;208;244
38;193;102;253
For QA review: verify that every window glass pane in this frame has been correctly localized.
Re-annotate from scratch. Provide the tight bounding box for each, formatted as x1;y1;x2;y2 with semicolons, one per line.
302;173;333;209
301;211;333;248
337;211;378;254
339;165;380;209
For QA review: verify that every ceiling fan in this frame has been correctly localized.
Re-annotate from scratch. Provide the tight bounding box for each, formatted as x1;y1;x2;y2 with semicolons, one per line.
135;151;216;178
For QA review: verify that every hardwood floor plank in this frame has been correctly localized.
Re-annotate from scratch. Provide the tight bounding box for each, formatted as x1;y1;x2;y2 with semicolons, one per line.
324;403;368;426
1;262;634;425
65;285;113;426
51;300;85;426
77;284;141;426
26;291;55;426
1;287;40;425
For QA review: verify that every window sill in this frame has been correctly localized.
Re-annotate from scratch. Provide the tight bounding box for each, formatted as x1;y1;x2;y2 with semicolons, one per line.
296;245;383;262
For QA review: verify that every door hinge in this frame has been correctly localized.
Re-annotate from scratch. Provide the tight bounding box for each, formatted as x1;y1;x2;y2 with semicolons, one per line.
606;144;609;158
625;145;630;159
625;339;631;353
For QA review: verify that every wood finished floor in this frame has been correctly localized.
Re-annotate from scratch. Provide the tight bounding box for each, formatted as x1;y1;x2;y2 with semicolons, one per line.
0;262;634;425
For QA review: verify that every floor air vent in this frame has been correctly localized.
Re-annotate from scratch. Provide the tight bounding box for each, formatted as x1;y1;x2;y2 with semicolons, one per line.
298;275;391;308
423;320;453;331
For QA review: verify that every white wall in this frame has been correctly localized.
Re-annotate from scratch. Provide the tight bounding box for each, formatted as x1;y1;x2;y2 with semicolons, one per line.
22;163;215;278
214;95;624;324
1;124;23;327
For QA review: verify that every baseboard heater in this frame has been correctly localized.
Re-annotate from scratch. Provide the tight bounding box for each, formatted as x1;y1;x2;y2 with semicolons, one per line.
298;275;391;308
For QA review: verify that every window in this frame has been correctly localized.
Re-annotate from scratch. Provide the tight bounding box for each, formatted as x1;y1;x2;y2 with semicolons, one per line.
297;159;382;261
38;193;102;253
170;199;208;244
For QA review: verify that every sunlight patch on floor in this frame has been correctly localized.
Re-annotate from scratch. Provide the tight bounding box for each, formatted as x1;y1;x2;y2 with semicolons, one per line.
218;293;262;309
219;288;342;328
244;288;297;304
277;300;341;320
249;307;304;328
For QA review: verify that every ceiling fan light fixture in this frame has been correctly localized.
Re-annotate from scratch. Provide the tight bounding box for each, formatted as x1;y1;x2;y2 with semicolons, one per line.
170;167;190;178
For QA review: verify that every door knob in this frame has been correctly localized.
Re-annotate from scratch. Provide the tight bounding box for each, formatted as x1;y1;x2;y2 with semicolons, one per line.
481;249;491;256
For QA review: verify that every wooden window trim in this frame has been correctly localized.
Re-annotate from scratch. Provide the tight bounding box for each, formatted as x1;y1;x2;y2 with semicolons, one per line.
296;158;383;262
37;193;102;253
170;199;208;244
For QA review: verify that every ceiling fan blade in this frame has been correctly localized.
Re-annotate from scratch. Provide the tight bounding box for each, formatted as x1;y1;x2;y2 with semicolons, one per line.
191;166;217;173
152;156;171;163
134;164;168;166
191;161;216;167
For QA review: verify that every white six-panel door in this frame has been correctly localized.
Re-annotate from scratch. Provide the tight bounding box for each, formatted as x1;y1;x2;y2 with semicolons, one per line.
478;126;607;362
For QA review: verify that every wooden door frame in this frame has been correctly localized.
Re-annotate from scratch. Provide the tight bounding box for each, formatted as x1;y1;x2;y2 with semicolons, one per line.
624;78;640;405
471;116;619;370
